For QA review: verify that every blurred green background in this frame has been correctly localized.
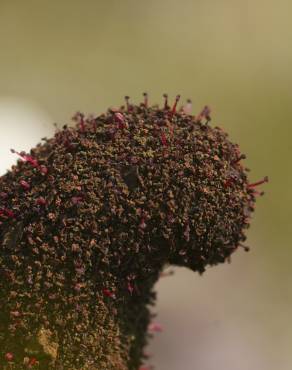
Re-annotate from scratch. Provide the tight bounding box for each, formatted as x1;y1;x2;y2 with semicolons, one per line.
0;1;291;369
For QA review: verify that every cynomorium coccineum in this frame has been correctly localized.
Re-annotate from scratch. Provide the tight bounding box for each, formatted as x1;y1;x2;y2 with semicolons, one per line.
0;94;267;369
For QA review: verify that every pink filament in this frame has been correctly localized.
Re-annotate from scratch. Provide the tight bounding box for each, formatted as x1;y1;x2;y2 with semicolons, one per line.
171;95;181;115
248;176;269;188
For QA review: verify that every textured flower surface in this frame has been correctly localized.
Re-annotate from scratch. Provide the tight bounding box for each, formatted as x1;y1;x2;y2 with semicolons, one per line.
0;94;267;369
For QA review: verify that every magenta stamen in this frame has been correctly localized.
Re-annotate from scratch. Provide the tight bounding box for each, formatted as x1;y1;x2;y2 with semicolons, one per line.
20;180;30;190
11;149;47;175
103;288;115;298
163;93;169;109
11;149;39;168
36;197;46;206
160;132;168;146
248;176;269;188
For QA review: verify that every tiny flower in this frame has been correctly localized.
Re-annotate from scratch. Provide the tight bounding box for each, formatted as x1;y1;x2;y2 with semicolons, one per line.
5;352;14;361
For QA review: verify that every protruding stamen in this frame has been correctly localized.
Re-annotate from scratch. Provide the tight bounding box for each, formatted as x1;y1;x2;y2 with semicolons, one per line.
171;94;181;115
143;92;148;108
11;149;48;175
248;176;269;188
11;149;39;168
184;99;192;114
197;105;211;122
72;112;85;132
163;93;169;109
232;154;246;165
239;244;250;252
124;96;130;111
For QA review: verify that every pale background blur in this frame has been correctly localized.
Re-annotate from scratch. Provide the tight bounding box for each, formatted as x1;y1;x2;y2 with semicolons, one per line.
0;1;291;369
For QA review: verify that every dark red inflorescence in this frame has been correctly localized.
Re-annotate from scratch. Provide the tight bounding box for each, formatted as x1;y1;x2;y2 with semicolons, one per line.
0;94;267;369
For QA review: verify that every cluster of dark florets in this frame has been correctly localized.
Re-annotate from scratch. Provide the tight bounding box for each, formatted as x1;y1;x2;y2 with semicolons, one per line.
0;94;266;369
